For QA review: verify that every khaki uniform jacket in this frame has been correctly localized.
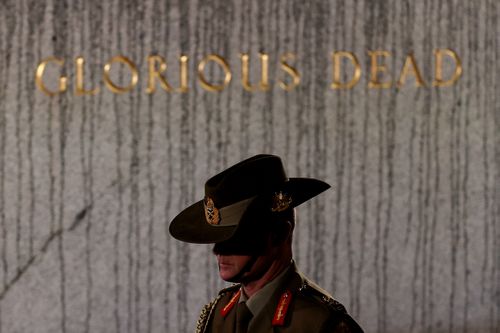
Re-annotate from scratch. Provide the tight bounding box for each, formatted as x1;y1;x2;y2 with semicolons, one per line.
196;264;364;333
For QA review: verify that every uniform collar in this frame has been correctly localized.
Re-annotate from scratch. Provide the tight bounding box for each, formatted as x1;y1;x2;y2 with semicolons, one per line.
238;261;293;318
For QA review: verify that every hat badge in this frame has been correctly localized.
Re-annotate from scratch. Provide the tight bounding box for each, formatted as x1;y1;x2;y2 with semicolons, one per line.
271;191;292;212
204;197;220;225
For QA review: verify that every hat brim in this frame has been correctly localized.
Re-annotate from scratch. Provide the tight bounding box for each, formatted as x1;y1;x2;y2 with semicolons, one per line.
169;177;330;244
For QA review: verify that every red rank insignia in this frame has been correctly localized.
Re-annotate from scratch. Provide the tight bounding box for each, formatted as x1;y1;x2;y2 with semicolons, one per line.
272;290;292;326
221;289;241;318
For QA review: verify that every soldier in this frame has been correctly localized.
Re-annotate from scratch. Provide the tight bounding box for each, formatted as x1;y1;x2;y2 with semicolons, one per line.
169;154;364;333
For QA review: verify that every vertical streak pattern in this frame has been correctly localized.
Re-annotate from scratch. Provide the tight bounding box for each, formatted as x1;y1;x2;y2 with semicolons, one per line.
0;1;497;333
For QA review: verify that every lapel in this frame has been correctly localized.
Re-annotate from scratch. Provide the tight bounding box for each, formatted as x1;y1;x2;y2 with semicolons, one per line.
212;291;238;333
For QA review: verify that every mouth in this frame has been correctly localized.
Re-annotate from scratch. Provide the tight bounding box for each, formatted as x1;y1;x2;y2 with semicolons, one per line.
218;260;232;267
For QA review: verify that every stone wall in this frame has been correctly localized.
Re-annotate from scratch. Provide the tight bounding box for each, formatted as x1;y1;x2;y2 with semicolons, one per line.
0;0;498;332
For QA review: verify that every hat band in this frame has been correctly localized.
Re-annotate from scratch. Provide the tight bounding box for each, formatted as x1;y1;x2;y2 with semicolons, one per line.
204;196;256;227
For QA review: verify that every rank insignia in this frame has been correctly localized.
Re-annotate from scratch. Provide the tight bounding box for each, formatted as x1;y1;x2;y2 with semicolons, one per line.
221;289;241;317
271;192;292;212
272;290;292;326
204;197;220;225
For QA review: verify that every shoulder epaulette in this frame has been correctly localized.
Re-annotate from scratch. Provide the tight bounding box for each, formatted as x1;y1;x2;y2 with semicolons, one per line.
298;280;347;314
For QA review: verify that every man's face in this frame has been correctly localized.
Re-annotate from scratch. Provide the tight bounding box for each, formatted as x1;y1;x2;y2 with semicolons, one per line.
215;254;254;281
214;251;279;283
212;222;275;283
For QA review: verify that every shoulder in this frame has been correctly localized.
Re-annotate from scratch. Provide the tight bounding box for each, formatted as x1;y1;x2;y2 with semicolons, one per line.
217;283;240;296
200;283;240;314
195;284;240;333
292;274;364;333
296;278;347;314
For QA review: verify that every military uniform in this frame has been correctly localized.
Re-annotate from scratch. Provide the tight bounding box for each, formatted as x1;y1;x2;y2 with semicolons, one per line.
169;155;364;333
196;263;363;333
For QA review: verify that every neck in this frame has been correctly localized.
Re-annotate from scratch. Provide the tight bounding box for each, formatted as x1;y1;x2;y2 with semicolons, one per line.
241;255;291;298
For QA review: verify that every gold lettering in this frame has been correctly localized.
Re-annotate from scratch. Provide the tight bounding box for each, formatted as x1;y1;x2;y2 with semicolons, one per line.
35;57;67;96
433;48;462;87
331;51;361;89
146;55;189;93
146;55;174;93
178;55;189;93
240;53;270;92
75;57;99;95
103;56;139;93
368;50;391;88
278;53;300;91
197;54;231;92
397;53;425;87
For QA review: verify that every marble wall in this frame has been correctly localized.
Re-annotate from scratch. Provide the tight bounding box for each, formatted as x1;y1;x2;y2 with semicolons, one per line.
0;0;498;332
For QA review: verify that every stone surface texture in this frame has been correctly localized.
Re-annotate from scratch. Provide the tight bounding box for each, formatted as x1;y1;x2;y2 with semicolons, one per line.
0;0;498;332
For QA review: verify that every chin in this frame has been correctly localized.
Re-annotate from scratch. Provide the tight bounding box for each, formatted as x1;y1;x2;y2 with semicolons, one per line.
220;270;244;283
219;268;236;281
